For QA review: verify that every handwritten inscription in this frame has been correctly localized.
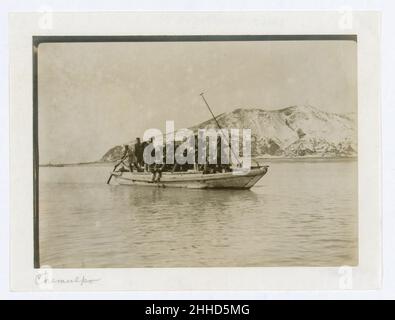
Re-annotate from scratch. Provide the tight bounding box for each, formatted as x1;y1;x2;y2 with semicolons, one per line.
35;270;101;288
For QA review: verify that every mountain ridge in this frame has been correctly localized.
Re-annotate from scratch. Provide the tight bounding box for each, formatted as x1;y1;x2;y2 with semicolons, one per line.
101;105;357;162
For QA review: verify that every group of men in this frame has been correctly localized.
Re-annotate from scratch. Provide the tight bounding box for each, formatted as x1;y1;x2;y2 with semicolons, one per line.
120;138;146;173
118;136;232;182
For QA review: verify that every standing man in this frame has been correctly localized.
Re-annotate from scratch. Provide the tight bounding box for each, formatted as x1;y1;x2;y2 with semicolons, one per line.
120;144;135;172
134;137;143;169
128;145;137;172
141;138;150;171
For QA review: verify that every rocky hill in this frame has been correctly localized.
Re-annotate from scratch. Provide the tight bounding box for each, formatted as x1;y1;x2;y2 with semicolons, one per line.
101;105;357;161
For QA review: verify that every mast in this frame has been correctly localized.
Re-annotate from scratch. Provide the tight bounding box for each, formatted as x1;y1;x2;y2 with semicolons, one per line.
199;93;242;166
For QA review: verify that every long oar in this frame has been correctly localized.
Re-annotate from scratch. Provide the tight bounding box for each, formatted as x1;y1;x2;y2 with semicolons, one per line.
106;157;127;184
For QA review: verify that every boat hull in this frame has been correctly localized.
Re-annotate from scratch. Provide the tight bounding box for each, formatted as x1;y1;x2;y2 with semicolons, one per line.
110;166;268;189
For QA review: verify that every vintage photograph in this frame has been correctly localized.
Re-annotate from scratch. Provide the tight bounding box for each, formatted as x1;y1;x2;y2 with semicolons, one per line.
35;35;358;268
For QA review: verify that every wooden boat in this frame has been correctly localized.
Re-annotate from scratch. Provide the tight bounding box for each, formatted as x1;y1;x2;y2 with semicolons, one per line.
109;166;268;189
107;93;269;189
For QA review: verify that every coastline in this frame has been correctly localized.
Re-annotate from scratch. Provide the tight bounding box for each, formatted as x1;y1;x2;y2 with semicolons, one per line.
39;156;357;167
255;156;357;163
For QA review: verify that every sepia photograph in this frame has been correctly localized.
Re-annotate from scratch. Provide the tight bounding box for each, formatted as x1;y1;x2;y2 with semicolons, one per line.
35;35;358;269
4;4;388;299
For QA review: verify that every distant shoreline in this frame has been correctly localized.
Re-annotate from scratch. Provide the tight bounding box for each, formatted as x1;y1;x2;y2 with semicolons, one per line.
39;156;357;167
255;156;357;163
39;161;111;168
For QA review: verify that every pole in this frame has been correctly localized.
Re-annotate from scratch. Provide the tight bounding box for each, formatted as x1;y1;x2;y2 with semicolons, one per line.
107;156;127;184
200;93;225;131
199;93;241;166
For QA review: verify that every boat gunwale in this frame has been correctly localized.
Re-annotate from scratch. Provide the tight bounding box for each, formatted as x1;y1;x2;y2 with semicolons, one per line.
112;166;268;183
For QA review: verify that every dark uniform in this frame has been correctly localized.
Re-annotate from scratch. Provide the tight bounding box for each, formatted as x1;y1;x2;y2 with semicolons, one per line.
134;138;144;168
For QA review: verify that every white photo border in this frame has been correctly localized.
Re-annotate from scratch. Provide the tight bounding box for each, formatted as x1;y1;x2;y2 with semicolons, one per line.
9;11;381;291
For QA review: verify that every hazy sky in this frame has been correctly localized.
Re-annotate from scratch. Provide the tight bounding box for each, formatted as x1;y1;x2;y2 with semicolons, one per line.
38;39;357;164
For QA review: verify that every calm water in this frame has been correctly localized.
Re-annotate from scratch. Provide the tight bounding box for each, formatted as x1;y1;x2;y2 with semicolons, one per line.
39;160;358;268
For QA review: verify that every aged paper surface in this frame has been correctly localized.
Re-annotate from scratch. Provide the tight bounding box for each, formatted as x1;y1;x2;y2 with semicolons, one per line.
9;11;380;291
